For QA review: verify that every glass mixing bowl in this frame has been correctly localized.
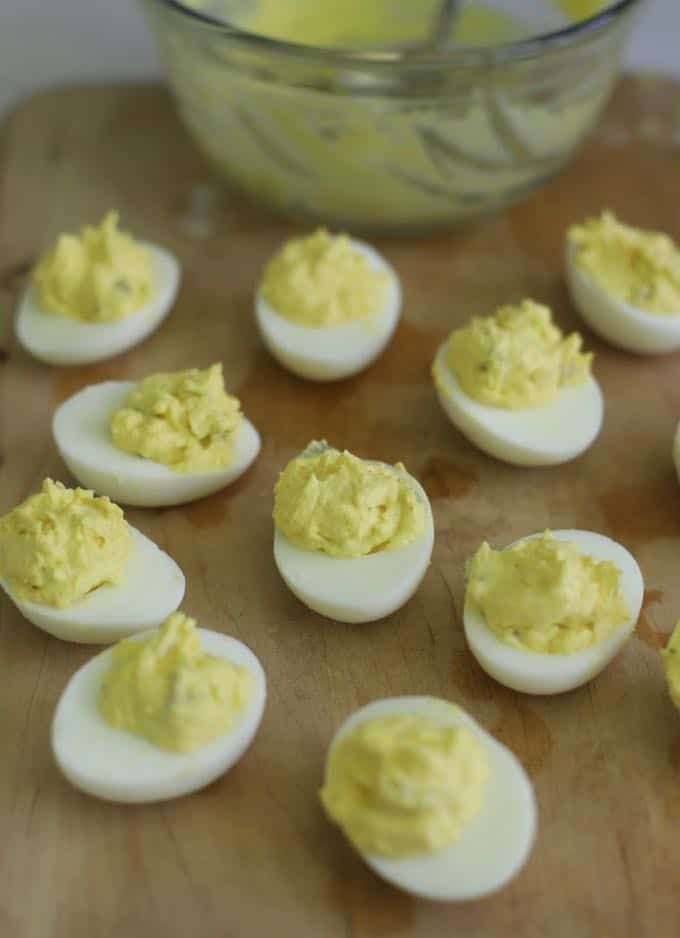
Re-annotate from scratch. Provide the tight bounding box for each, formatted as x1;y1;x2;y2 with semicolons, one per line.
142;0;641;232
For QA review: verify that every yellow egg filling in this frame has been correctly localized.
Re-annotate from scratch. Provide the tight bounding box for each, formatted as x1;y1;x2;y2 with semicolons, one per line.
184;0;600;48
110;363;242;473
465;532;630;654
320;710;489;857
433;299;591;410
0;479;130;608
273;442;424;557
568;211;680;315
553;0;607;20
32;211;154;322
661;621;680;709
260;229;387;327
98;612;253;752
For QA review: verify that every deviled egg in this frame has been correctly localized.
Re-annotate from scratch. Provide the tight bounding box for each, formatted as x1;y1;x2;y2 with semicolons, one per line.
17;211;180;366
0;479;184;642
53;363;260;507
255;229;401;381
661;621;680;710
463;529;643;695
566;211;680;355
432;299;603;467
52;612;266;802
273;441;434;623
321;696;536;901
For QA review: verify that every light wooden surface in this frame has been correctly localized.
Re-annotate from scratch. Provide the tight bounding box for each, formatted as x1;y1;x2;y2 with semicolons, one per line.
1;76;680;938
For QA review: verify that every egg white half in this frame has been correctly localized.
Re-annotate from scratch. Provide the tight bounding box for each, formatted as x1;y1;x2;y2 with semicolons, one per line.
324;696;537;901
255;241;401;382
16;244;180;366
53;381;261;507
0;526;185;643
463;529;644;696
274;472;434;624
565;243;680;355
52;628;266;803
433;345;603;467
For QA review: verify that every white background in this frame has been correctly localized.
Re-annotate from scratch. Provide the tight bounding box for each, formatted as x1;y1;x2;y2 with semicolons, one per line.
0;0;677;118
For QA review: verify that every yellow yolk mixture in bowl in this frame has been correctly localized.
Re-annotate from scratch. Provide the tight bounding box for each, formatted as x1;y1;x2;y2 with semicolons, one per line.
142;0;639;231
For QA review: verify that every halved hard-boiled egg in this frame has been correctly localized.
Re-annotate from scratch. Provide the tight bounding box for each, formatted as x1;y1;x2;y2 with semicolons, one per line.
0;479;184;643
321;696;537;901
463;530;644;695
53;365;260;508
3;526;185;644
432;299;603;467
52;613;266;802
17;211;180;366
255;229;401;381
565;211;680;355
273;442;434;623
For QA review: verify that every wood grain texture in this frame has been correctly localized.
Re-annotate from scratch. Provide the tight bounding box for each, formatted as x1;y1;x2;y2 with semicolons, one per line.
1;75;680;938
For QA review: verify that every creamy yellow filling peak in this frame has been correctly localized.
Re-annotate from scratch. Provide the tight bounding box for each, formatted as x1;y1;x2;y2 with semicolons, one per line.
436;299;592;410
110;363;242;473
260;229;388;327
0;479;130;608
465;532;630;654
273;442;424;557
320;710;489;857
98;611;253;752
568;211;680;315
32;211;153;322
661;621;680;710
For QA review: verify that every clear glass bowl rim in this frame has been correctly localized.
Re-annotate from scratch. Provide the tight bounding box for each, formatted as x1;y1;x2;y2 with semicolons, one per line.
146;0;642;67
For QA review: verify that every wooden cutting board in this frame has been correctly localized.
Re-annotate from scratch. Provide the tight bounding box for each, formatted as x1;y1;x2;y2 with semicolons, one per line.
1;75;679;938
